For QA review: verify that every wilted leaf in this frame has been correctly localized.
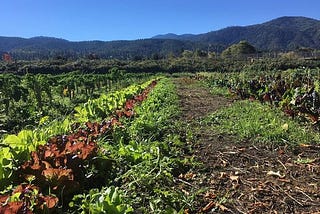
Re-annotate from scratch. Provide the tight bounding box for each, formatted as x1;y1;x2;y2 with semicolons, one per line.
40;195;59;209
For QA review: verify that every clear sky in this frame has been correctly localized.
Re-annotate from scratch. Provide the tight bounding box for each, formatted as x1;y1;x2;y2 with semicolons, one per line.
1;0;320;41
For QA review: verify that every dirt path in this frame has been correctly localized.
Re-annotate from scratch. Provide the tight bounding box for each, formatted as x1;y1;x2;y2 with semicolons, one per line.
174;77;320;214
175;78;231;121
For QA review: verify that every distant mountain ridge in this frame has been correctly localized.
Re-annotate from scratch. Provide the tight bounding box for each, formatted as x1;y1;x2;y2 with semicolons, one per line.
0;16;319;60
153;16;320;50
152;33;196;40
0;36;206;60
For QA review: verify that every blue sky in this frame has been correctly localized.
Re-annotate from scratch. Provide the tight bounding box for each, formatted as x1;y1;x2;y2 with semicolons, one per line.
1;0;320;41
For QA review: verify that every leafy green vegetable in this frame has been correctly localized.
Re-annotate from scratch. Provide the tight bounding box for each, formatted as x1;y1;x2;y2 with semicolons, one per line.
70;186;133;214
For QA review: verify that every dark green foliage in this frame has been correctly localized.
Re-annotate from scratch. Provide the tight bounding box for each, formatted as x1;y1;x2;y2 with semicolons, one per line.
221;41;256;59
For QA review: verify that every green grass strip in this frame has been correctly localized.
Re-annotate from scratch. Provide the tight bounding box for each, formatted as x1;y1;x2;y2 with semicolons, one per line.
205;100;320;146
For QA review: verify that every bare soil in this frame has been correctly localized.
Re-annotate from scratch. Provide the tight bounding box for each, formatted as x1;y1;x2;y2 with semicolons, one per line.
174;77;320;214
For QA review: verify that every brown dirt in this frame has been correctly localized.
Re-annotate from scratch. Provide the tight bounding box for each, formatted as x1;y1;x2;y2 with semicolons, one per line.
174;77;320;214
175;78;231;121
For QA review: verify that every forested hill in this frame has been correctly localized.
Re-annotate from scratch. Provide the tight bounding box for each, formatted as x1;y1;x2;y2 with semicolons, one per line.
0;16;319;60
153;16;320;51
0;36;208;60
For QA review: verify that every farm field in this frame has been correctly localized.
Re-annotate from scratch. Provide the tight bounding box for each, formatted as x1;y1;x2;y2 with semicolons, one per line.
1;68;320;213
175;77;320;213
1;1;320;212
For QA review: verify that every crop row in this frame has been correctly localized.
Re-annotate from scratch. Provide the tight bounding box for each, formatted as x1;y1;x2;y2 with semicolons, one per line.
1;78;192;213
0;79;155;188
0;78;157;213
202;68;320;128
0;70;152;135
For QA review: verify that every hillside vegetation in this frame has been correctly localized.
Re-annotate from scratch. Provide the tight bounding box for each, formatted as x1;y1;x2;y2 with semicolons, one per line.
1;16;319;60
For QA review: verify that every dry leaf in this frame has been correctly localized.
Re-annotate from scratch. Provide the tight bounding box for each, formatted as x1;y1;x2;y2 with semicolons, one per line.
184;208;190;214
178;172;196;180
278;179;291;183
267;170;285;178
204;192;216;199
218;204;230;212
181;189;190;196
202;201;215;212
220;172;227;178
184;172;196;180
230;175;239;183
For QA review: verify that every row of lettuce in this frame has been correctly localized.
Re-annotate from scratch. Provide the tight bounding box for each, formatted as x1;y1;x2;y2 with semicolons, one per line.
0;77;192;213
0;71;152;135
0;78;153;186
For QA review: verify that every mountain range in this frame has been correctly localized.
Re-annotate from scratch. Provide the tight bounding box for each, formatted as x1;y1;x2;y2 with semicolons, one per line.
153;16;320;51
1;16;319;60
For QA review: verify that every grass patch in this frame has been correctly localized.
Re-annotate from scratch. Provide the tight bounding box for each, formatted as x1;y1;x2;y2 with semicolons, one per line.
200;77;231;97
209;86;230;97
204;100;320;146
